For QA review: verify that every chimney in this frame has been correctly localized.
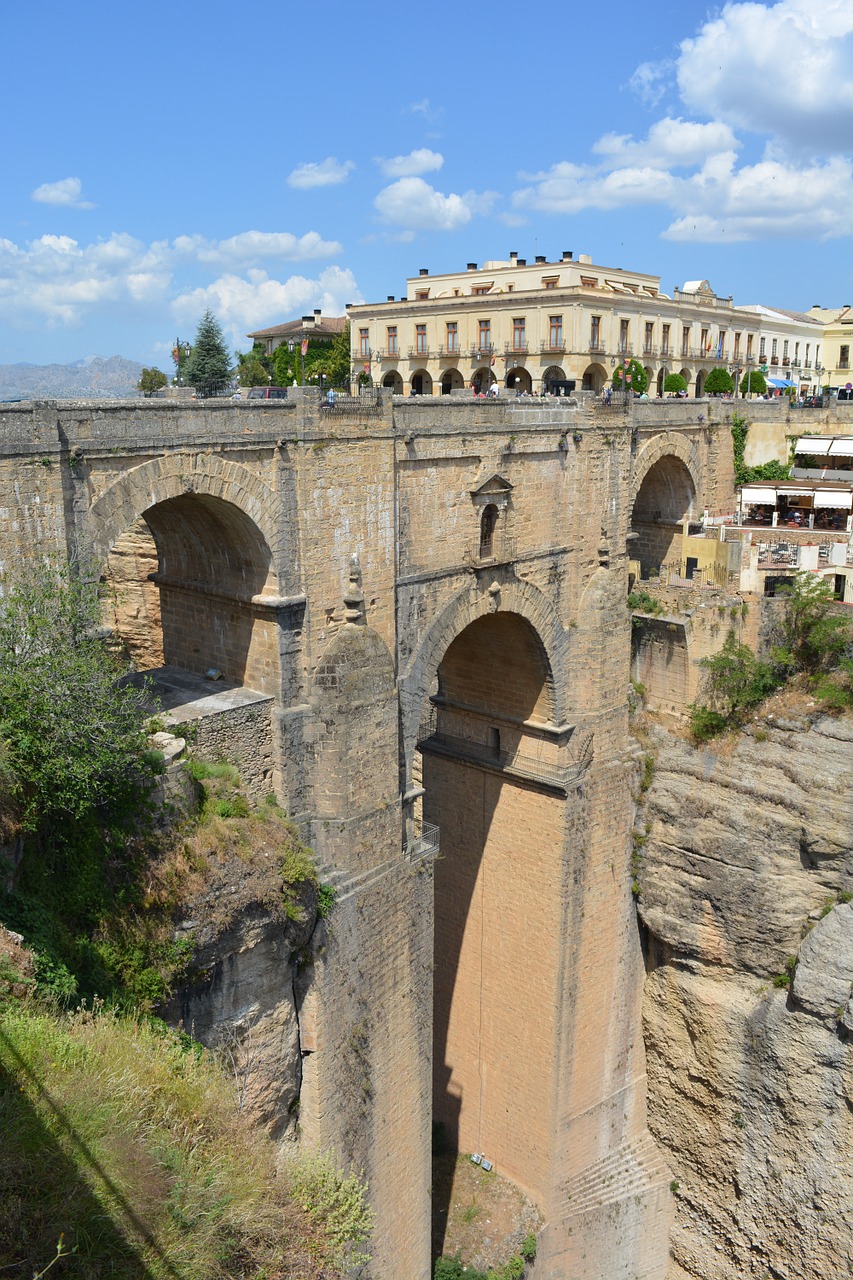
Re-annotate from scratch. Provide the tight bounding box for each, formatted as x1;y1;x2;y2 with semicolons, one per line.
314;309;322;318
419;268;429;276
387;295;394;302
535;255;546;264
562;250;573;260
509;251;518;262
302;314;314;326
518;259;527;266
467;262;478;271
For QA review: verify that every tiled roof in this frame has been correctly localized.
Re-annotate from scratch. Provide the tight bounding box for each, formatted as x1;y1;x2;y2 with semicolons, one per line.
247;316;347;341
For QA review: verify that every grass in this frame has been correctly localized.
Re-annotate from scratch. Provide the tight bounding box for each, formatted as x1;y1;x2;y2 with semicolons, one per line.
0;998;364;1278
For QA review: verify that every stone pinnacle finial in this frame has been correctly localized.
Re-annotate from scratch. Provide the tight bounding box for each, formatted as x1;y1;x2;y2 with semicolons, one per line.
344;553;365;623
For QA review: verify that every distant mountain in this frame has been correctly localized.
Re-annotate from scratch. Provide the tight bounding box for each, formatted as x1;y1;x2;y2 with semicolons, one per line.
0;355;146;400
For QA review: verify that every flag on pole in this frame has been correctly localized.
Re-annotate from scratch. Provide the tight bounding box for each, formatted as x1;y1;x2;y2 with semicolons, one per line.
301;340;308;356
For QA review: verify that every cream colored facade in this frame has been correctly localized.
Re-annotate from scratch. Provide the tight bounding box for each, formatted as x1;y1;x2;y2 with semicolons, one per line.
807;305;853;394
348;254;771;398
734;303;825;393
348;253;837;399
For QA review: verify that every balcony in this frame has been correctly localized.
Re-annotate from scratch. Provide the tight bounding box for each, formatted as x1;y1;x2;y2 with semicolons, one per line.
408;346;430;360
782;357;790;367
417;711;569;791
588;341;606;355
541;339;566;354
504;342;529;356
472;344;495;360
374;347;398;361
437;345;461;359
403;819;440;863
467;533;517;566
771;355;780;365
840;360;850;370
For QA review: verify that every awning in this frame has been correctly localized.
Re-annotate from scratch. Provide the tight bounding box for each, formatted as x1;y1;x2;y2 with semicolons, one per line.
766;376;796;388
796;436;832;454
741;486;778;503
814;490;853;509
795;436;853;455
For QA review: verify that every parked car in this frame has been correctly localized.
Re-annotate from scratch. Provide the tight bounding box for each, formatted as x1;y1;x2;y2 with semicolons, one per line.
247;386;288;400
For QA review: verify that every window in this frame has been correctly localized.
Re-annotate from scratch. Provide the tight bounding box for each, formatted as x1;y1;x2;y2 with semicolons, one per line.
816;344;820;366
794;342;799;360
542;276;559;289
783;340;789;358
700;328;709;354
644;322;654;353
359;328;370;357
805;343;810;363
747;334;754;358
415;324;427;354
590;315;601;349
682;326;690;356
512;317;526;350
446;322;458;353
580;276;598;287
549;315;563;349
479;504;497;559
841;345;850;369
415;290;429;300
472;284;492;295
718;330;726;357
759;337;766;358
478;319;491;351
734;332;741;357
772;338;778;356
619;319;629;353
662;324;670;355
387;326;398;355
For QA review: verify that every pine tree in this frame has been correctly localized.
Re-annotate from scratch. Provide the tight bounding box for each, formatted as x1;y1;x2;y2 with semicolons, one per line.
186;311;232;394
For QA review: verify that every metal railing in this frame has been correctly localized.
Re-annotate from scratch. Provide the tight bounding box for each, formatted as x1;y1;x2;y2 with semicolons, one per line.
322;389;384;415
504;342;529;355
467;533;517;565
403;819;440;862
756;541;801;569
192;378;238;399
541;340;566;353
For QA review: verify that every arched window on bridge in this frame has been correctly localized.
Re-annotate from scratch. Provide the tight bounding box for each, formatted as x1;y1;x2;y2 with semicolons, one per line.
479;503;498;559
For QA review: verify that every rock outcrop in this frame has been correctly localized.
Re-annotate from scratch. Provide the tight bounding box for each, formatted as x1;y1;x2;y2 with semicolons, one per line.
636;709;853;1279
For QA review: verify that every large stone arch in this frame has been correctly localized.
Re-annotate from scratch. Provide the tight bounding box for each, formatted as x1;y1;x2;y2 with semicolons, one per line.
86;451;281;575
88;453;288;697
399;576;567;786
630;430;704;513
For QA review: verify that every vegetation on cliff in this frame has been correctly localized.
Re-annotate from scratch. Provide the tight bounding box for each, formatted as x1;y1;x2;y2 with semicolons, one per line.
0;560;367;1278
690;573;852;741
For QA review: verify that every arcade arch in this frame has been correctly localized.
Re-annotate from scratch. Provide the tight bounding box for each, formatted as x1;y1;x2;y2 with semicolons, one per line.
411;368;433;395
505;366;532;394
541;365;566;392
581;362;607;392
382;370;403;393
440;368;465;395
471;366;497;394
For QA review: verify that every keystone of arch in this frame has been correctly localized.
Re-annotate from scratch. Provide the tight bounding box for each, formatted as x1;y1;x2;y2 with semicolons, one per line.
86;452;281;567
630;431;704;511
399;576;568;778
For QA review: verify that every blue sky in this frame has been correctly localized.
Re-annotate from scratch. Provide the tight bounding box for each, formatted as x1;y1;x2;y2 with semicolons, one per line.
1;0;850;367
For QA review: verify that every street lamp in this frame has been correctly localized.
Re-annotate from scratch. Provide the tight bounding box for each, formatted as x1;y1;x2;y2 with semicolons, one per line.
173;339;191;387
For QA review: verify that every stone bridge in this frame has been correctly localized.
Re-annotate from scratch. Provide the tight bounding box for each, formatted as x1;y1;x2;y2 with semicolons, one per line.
0;391;737;1278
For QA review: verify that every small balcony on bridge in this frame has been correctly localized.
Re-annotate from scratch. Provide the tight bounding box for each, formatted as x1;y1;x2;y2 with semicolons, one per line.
466;531;517;567
417;707;571;792
403;818;440;863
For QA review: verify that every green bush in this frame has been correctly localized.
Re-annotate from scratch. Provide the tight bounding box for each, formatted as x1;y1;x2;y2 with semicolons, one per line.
690;630;781;741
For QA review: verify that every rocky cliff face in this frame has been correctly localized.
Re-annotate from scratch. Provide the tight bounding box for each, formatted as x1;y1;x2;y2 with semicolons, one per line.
636;706;853;1279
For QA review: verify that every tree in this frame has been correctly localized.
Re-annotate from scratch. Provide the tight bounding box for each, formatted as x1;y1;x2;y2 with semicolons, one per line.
185;311;232;393
773;573;852;677
740;368;767;396
137;367;167;397
704;367;734;396
690;629;781;740
664;373;687;394
236;342;273;388
612;358;648;395
0;560;153;830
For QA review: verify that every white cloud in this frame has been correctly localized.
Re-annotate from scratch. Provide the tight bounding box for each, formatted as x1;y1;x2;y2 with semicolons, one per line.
287;157;355;188
171;266;361;349
514;160;679;215
374;177;496;232
592;118;739;169
375;148;444;178
677;0;853;153
0;228;350;330
664;153;853;241
31;177;95;209
629;61;672;108
171;230;341;266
